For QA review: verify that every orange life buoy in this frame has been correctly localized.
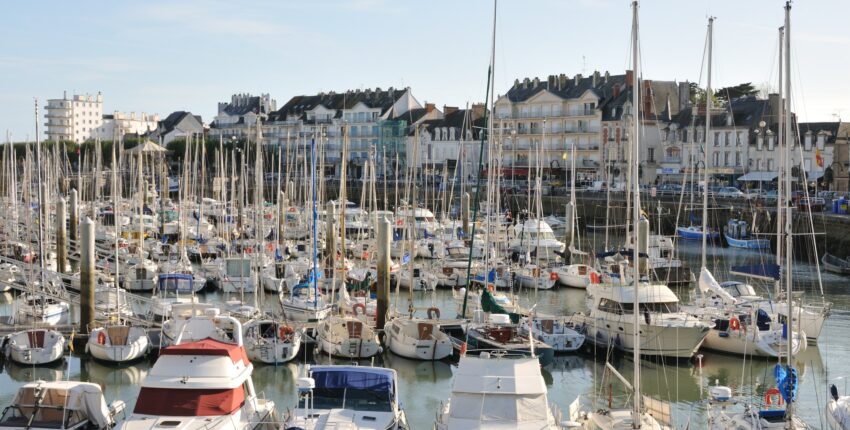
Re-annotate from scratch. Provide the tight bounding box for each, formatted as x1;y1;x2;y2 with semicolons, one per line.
97;331;106;345
590;272;601;284
765;387;783;406
729;317;741;331
396;219;404;226
244;246;253;254
487;284;495;292
549;271;559;281
362;251;369;260
288;207;297;213
352;303;366;316
427;307;441;320
278;325;294;340
266;242;274;252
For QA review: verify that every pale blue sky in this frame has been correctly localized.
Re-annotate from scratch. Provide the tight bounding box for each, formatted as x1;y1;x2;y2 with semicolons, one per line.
3;0;848;140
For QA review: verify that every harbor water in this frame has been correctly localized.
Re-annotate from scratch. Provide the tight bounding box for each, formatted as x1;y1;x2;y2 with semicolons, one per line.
1;236;847;429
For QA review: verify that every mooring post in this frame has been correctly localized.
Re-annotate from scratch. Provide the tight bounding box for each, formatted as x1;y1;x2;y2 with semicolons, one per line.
79;217;96;335
376;217;391;330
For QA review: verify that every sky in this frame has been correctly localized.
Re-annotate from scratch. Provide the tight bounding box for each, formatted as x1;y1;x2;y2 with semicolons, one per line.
2;0;849;141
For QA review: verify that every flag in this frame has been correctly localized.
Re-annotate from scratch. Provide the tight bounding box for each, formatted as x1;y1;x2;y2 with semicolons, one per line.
816;148;824;168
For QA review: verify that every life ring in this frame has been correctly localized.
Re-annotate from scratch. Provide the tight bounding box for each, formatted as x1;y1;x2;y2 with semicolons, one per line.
97;331;106;345
729;317;741;331
765;387;783;406
265;242;274;252
549;271;559;281
288;207;297;213
396;219;404;226
590;272;601;284
278;325;294;340
487;284;495;292
352;303;366;316
362;251;369;260
244;246;253;254
427;307;441;319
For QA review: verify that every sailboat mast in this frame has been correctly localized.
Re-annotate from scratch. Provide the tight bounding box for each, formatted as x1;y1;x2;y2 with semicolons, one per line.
783;3;795;416
775;25;785;299
629;1;642;426
701;17;713;270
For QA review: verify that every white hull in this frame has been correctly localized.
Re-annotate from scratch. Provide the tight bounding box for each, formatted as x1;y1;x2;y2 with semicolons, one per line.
280;300;332;322
701;327;806;358
87;326;150;363
245;334;301;364
575;313;708;359
384;318;452;361
3;330;66;365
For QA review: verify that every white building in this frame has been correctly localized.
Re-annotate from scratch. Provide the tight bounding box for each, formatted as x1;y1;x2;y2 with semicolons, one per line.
210;93;277;138
151;111;205;145
93;111;159;140
263;86;423;178
44;92;103;143
409;105;487;178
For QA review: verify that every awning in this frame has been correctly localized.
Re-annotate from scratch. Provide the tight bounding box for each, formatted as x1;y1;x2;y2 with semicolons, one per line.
737;171;779;182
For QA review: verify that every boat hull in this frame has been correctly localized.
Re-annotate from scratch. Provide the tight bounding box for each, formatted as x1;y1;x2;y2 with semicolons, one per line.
724;233;770;250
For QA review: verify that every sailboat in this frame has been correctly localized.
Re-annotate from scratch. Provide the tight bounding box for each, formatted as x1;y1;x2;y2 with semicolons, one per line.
242;319;302;364
86;324;150;364
2;329;66;366
707;5;813;427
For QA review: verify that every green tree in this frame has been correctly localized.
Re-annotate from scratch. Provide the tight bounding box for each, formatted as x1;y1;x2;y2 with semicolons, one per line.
714;82;758;102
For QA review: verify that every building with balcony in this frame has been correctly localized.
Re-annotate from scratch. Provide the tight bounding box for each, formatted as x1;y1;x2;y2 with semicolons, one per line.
662;94;834;188
93;111;159;141
264;86;423;178
494;71;682;184
210;93;277;139
408;105;487;177
44;92;103;143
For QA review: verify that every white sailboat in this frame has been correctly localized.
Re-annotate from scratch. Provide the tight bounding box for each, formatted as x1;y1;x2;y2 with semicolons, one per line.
316;314;382;359
242;319;301;364
2;329;66;366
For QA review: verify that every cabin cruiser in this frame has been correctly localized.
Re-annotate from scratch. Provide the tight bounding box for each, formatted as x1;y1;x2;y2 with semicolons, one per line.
124;259;158;292
0;381;126;430
434;353;563;429
2;329;66;366
574;282;710;359
395;207;439;238
518;316;585;353
217;257;257;293
160;305;238;346
117;328;279;430
464;313;555;366
284;365;408;429
149;274;199;321
507;219;565;262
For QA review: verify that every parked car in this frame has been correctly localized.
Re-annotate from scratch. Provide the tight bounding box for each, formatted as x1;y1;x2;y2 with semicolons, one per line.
656;183;683;195
717;187;745;199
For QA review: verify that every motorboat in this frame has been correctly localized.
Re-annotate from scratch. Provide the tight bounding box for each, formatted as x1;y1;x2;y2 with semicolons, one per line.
218;257;256;293
822;252;850;275
86;325;150;364
2;329;66;366
676;224;719;241
574;282;710;359
724;219;769;250
464;313;554;366
160;305;238;346
243;319;301;364
124;259;158;292
315;315;381;359
284;365;408;429
117;333;279;430
434;353;563;429
149;274;199;321
517;316;585;353
0;380;126;430
507;219;565;262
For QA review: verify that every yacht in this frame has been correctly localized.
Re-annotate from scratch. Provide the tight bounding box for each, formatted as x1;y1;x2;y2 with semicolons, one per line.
315;315;381;359
0;380;126;430
517;316;585;353
284;365;408;429
149;274;199;321
507;219;565;262
435;353;564;429
242;319;301;364
2;329;66;366
383;314;453;361
574;282;710;359
160;305;237;346
117;328;279;430
86;324;150;364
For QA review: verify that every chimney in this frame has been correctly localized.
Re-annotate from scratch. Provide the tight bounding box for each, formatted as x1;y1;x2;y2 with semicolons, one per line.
604;71;610;84
425;103;436;113
613;85;621;98
532;77;540;88
514;79;520;89
471;103;486;119
592;71;600;87
626;70;634;87
559;74;567;90
523;78;530;89
768;93;781;124
679;81;691;108
574;74;582;86
443;105;459;116
548;75;555;89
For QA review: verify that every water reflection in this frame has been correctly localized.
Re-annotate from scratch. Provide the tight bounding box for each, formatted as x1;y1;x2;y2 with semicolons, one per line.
2;359;67;382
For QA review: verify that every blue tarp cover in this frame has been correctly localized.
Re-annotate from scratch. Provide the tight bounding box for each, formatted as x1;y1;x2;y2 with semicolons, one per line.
311;369;392;391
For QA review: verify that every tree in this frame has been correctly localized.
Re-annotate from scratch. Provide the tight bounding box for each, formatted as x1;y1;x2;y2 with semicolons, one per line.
714;82;758;102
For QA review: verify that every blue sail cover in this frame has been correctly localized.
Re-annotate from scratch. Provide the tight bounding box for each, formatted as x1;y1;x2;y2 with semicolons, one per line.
731;263;781;281
774;364;798;404
311;369;392;391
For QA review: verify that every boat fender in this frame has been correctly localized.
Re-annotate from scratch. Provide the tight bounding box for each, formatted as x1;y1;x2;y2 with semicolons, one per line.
765;387;783;406
487;284;495;292
427;307;441;320
352;303;366;316
831;384;840;401
549;272;559;281
729;317;741;331
279;325;294;340
97;331;107;345
590;272;601;284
